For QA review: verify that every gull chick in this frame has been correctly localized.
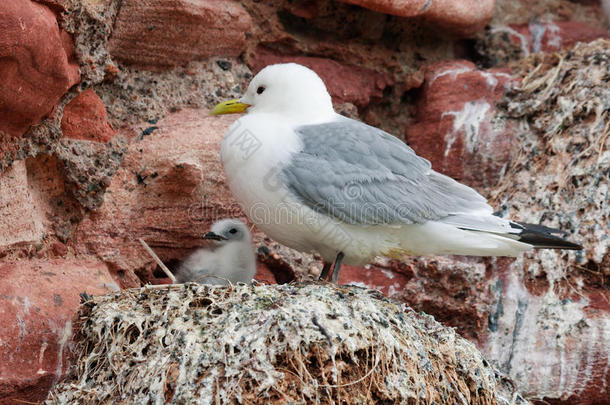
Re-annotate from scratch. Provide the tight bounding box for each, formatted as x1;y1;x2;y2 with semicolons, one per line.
176;219;256;285
211;63;582;283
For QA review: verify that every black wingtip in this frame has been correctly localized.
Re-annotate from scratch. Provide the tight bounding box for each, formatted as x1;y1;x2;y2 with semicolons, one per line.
513;221;583;250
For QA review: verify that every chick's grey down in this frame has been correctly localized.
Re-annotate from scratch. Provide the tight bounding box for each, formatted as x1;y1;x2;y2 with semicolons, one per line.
176;219;256;285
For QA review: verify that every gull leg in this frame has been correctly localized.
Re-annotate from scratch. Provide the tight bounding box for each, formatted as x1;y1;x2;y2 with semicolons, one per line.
319;261;332;280
329;252;345;284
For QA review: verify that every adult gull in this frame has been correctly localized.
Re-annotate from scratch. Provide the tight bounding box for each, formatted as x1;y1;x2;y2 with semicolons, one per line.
211;63;581;283
176;219;256;285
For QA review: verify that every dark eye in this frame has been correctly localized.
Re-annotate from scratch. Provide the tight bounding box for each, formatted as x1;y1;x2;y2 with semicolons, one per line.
256;86;265;95
229;228;237;234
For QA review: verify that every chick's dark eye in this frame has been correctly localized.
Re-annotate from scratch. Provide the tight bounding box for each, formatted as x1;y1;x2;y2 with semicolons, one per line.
229;228;237;234
256;86;265;95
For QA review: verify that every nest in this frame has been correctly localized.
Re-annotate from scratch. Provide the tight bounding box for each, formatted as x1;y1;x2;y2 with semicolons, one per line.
46;283;527;404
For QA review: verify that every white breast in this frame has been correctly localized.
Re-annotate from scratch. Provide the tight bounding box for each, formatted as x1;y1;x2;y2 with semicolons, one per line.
220;113;456;265
221;114;311;248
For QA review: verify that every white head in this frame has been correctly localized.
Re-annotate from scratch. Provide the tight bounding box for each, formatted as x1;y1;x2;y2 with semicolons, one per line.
203;219;252;245
211;63;335;123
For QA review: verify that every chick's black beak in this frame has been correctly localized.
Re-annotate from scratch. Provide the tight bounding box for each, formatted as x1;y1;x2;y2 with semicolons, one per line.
203;232;227;241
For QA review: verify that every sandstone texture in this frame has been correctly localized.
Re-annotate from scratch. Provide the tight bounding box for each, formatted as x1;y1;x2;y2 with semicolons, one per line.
249;47;393;109
61;89;116;142
478;18;608;67
506;20;608;54
0;0;79;139
0;260;118;404
0;160;45;247
405;60;519;189
107;0;252;69
0;0;607;403
338;0;495;36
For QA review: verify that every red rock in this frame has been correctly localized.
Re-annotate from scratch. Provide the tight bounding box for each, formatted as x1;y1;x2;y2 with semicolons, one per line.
0;160;45;248
337;0;494;36
486;258;610;404
405;60;519;189
249;47;393;109
505;21;608;54
50;241;68;257
61;89;116;142
0;0;80;138
339;257;488;341
20;154;85;245
31;0;64;14
338;263;412;297
0;259;118;403
70;108;243;287
254;262;277;284
337;0;430;17
150;277;173;285
398;256;491;342
254;243;301;284
107;0;252;69
283;0;321;19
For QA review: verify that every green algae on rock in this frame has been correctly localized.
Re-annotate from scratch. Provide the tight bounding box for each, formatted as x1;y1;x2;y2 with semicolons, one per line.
46;283;528;404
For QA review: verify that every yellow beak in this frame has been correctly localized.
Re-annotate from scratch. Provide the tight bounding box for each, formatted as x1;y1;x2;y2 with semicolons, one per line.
209;99;250;115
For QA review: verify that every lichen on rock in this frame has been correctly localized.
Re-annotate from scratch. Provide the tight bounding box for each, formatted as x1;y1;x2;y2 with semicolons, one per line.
46;283;528;404
494;39;608;267
484;39;610;402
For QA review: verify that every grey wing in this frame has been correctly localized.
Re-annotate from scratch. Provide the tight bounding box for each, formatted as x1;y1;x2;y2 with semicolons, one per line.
282;117;493;225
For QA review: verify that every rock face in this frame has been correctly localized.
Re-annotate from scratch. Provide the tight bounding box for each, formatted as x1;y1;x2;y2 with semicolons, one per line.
338;0;495;36
46;283;528;404
61;89;116;142
0;0;79;138
0;260;118;404
478;20;609;66
0;160;45;247
506;20;608;55
55;136;126;210
405;60;519;189
0;154;89;256
107;0;252;69
56;88;124;209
